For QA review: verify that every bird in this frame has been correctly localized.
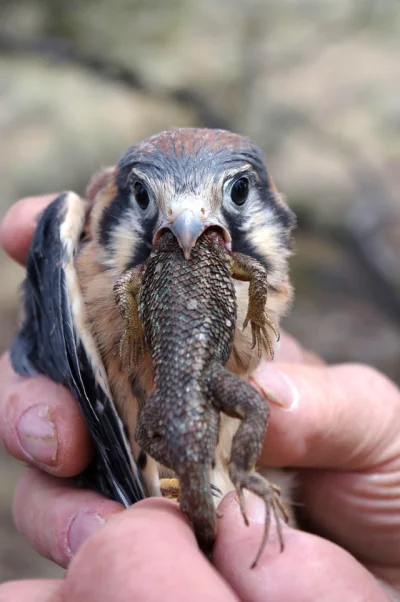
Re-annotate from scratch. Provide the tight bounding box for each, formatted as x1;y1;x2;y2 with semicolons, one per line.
11;127;297;557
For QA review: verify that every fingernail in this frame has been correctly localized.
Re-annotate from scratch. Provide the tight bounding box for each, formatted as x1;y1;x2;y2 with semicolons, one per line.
17;405;58;465
250;365;297;409
68;512;105;556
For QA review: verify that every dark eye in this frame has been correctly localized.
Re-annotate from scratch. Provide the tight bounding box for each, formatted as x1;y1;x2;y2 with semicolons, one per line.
133;181;150;210
230;177;249;206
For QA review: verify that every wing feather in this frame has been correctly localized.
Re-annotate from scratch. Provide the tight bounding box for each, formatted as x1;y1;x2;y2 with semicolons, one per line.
11;192;147;505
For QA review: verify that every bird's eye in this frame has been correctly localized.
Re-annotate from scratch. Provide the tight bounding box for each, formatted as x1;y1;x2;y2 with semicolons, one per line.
230;177;249;206
133;181;150;210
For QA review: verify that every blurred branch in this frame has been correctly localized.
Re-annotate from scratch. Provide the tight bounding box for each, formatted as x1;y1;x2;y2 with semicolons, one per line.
0;33;229;130
297;212;400;328
336;228;400;325
288;113;400;326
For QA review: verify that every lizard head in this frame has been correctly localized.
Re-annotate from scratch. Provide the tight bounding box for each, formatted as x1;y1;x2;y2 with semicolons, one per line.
88;128;296;276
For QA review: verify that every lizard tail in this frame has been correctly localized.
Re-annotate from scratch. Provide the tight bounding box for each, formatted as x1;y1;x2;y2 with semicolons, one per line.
179;468;217;558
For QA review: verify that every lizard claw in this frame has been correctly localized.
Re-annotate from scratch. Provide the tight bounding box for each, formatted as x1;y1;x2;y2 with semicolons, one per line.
118;328;145;368
230;468;288;568
211;483;223;499
243;313;280;360
237;487;250;526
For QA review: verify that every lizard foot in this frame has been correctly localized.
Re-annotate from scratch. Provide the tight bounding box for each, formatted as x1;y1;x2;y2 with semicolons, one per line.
243;312;280;360
231;467;288;568
118;327;145;368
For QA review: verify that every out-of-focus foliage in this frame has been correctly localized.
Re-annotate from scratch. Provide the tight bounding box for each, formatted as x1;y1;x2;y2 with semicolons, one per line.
0;0;399;582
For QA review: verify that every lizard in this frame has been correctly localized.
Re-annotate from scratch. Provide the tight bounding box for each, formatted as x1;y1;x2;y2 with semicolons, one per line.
114;228;287;566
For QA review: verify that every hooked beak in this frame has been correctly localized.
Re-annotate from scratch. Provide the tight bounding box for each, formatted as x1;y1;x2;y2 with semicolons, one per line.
168;209;205;260
153;208;231;260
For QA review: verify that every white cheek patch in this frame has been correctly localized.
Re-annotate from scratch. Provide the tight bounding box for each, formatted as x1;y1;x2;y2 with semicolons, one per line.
247;206;292;286
98;202;145;273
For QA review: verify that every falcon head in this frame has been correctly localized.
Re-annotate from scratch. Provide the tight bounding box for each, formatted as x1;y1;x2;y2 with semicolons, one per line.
89;128;296;283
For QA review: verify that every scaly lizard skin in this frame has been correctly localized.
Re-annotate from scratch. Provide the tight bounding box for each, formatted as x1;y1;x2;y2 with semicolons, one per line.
115;229;287;565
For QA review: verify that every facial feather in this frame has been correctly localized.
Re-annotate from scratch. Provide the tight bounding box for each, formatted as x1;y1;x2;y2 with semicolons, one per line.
88;128;295;277
80;128;295;374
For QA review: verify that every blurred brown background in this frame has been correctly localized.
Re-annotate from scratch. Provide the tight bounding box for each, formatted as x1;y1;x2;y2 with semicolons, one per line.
0;0;399;583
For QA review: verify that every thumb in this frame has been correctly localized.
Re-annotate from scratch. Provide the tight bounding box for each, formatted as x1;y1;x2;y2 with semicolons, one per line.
213;492;390;602
250;362;400;470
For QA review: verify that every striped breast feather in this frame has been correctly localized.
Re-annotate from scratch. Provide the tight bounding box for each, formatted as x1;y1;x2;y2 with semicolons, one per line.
11;191;147;506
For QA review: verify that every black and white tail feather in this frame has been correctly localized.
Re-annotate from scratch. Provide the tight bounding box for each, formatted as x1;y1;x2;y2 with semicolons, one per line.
11;192;147;506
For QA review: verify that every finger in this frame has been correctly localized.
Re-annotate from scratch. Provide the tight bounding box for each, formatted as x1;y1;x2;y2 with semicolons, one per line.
213;493;391;602
64;498;239;602
254;362;400;570
0;580;62;602
13;468;124;568
274;331;324;365
0;353;93;476
299;467;400;570
251;362;400;470
0;195;57;265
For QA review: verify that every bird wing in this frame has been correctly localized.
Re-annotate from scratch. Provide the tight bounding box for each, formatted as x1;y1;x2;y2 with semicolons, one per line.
11;192;147;506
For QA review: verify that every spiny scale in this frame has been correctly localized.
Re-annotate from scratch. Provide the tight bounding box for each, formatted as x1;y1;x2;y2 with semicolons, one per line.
139;230;236;382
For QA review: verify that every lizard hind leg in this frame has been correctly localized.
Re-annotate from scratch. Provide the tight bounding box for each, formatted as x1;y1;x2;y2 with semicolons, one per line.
206;364;288;568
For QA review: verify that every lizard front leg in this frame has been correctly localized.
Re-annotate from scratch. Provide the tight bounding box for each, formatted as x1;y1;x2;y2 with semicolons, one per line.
206;364;288;568
230;253;279;359
113;265;146;366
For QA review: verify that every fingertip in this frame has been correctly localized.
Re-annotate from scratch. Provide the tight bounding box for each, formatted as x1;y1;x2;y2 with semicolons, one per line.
118;496;199;551
0;195;57;265
13;468;124;567
213;493;390;602
65;499;238;602
0;355;93;476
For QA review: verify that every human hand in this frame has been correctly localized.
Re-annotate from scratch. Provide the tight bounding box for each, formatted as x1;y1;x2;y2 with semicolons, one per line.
0;196;398;601
251;348;400;593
